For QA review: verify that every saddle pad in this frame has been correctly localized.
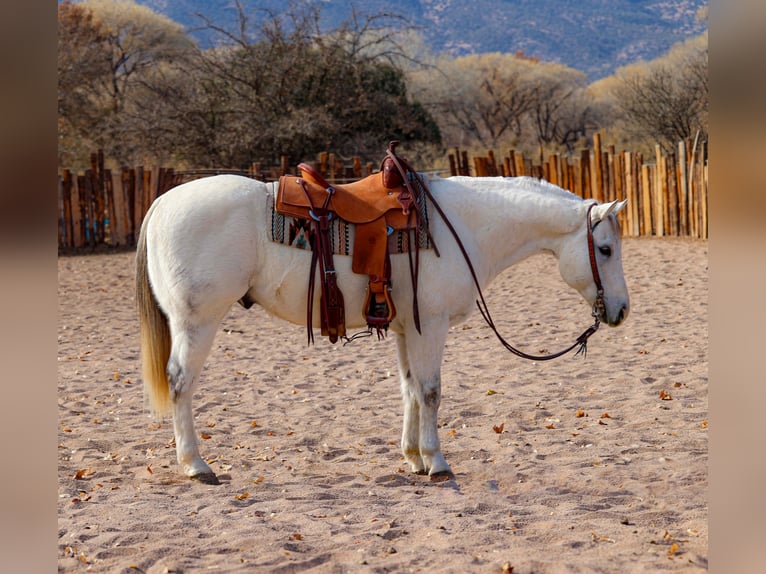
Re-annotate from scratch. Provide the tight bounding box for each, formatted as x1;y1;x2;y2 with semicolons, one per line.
268;183;430;256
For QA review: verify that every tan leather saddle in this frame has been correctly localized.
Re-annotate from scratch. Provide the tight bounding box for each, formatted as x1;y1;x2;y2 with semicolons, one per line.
276;142;425;343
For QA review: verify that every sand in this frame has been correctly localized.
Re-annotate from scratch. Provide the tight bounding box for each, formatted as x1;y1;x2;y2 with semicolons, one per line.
57;237;708;573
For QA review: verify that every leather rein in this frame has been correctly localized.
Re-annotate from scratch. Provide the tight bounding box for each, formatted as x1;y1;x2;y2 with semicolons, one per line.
387;148;605;361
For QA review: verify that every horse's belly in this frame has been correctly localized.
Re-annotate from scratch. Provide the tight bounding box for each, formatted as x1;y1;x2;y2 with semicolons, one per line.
252;246;371;329
250;245;475;332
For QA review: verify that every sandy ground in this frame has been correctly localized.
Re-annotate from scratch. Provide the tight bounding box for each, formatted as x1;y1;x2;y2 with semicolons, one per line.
57;237;707;573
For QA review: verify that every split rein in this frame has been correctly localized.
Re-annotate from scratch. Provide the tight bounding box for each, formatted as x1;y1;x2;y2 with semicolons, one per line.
386;150;605;361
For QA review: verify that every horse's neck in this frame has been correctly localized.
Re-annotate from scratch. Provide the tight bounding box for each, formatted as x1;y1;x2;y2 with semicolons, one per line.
438;177;582;285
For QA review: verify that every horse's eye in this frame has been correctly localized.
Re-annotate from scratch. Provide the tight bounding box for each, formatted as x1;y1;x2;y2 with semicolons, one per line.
599;245;612;257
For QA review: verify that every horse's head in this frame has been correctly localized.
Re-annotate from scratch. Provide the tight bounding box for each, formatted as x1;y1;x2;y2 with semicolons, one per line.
558;200;629;327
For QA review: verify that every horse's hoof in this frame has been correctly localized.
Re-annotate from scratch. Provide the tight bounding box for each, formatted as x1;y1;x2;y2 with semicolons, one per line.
429;470;455;482
190;472;221;485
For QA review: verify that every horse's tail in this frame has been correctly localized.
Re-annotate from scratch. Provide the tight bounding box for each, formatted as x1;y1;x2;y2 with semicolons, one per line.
136;202;173;418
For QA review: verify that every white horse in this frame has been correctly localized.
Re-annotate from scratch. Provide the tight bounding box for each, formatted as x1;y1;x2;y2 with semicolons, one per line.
136;174;629;484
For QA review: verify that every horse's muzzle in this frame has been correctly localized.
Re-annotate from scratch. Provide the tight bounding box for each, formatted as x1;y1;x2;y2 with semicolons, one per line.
608;303;629;327
595;296;628;327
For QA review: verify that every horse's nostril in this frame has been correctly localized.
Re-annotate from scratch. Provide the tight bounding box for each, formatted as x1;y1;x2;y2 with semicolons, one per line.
618;306;626;323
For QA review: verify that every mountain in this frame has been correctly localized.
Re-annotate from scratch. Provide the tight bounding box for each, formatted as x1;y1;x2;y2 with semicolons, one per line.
137;0;707;80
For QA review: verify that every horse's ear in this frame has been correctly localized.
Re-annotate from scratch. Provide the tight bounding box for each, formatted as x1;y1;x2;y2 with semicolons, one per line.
590;200;628;224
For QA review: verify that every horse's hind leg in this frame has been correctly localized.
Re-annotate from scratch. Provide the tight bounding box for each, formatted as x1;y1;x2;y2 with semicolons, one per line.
166;319;221;484
396;320;452;476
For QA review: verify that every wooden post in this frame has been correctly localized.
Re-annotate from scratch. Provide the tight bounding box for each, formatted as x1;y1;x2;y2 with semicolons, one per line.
143;167;154;218
149;166;161;206
701;159;708;239
128;168;139;242
74;175;85;247
653;144;664;237
487;150;497;176
666;153;678;236
558;154;568;191
104;169;117;245
58;175;65;248
690;161;699;239
606;147;615;203
100;150;108;243
591;133;603;201
329;153;336;182
134;166;144;231
506;150;516;177
623;152;635;236
461;150;470;176
513;150;525;176
580;149;591;199
473;156;488;177
61;170;74;248
448;154;457;176
641;163;652;236
549;153;560;186
83;170;96;247
677;140;688;236
573;156;582;198
121;168;134;245
660;154;670;236
699;141;708;239
88;155;103;245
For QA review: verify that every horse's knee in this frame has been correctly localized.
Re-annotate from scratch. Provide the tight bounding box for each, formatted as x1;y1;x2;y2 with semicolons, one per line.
420;378;441;408
423;388;440;408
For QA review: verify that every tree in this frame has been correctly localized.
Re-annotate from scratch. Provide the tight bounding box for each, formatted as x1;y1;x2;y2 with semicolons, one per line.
169;0;441;168
408;53;535;149
57;1;112;167
408;52;595;154
525;63;594;152
57;0;196;167
609;32;708;152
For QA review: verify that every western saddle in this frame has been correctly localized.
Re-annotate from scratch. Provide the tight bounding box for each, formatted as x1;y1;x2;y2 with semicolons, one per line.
276;141;429;344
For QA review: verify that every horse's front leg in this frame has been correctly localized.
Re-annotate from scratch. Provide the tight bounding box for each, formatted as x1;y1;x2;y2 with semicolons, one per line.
395;319;452;476
396;334;424;474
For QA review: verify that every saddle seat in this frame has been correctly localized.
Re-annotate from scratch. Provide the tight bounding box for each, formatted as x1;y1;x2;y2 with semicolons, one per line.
276;159;410;225
276;149;421;343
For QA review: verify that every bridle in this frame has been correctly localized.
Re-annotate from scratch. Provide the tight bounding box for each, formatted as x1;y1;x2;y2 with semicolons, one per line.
468;202;606;361
585;203;607;328
387;147;607;360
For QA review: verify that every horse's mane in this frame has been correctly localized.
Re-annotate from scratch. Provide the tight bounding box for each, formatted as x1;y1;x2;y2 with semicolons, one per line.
509;176;582;202
440;175;583;205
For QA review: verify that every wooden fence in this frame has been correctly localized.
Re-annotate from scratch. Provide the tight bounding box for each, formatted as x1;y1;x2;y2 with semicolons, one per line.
58;151;180;249
449;133;708;239
58;138;707;250
56;150;384;250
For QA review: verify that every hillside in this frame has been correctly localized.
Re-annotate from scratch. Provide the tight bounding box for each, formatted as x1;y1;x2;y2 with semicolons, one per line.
132;0;707;79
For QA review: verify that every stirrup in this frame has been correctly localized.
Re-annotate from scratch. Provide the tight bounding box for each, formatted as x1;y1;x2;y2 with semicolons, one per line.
363;281;395;334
